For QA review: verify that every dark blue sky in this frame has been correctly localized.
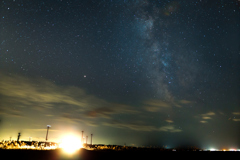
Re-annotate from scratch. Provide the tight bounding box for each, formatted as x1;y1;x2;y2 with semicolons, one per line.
0;0;239;149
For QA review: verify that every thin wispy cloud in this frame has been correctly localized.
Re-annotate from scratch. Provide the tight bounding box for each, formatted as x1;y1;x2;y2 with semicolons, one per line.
199;112;215;123
0;73;138;122
158;125;182;132
143;99;171;112
232;112;240;115
143;99;193;112
102;120;182;132
165;119;174;123
23;129;60;132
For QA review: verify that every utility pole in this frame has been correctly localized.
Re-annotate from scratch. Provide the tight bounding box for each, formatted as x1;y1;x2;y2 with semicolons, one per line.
91;134;93;145
46;125;51;141
17;132;21;142
82;131;84;145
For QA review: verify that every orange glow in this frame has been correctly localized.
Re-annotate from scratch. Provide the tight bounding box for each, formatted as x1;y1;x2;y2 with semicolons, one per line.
59;134;83;154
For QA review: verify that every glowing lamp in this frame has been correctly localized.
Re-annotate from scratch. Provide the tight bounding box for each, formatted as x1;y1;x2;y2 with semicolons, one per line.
59;135;83;154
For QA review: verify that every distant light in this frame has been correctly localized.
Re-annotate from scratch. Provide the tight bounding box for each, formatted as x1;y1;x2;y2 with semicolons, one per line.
229;149;236;151
210;148;217;151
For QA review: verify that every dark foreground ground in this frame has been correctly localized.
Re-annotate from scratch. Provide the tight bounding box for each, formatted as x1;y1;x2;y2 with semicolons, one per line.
0;148;234;160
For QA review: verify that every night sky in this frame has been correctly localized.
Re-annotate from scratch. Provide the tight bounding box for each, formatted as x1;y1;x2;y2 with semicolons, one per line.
0;0;239;149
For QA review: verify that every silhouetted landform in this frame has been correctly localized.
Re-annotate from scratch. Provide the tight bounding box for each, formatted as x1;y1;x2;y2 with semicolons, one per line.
0;141;238;160
83;144;239;152
0;147;235;160
1;141;239;152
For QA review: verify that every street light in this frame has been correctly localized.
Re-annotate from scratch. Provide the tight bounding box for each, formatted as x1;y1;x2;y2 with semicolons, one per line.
46;125;51;141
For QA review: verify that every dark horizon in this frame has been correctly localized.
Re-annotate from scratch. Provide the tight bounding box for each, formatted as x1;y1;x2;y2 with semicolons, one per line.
1;139;239;151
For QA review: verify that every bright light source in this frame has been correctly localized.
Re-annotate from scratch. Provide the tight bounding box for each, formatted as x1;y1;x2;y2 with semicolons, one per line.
59;135;82;154
209;148;216;151
229;149;236;151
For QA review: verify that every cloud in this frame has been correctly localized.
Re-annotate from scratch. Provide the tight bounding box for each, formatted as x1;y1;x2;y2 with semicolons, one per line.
0;74;88;111
232;112;240;115
0;107;24;118
202;117;211;120
86;103;138;119
103;121;156;131
171;100;194;108
143;99;171;112
23;129;59;132
201;112;215;117
165;119;174;123
55;112;103;127
0;73;187;132
0;73;138;124
179;100;193;104
218;111;225;115
45;115;54;117
1;112;24;118
143;99;193;112
198;112;215;123
103;120;182;132
158;125;182;132
56;113;82;124
231;112;240;122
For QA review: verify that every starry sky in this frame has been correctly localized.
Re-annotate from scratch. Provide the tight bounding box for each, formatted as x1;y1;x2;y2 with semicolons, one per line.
0;0;239;149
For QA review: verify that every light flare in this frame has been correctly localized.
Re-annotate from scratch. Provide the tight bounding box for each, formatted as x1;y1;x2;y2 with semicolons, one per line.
59;135;83;154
